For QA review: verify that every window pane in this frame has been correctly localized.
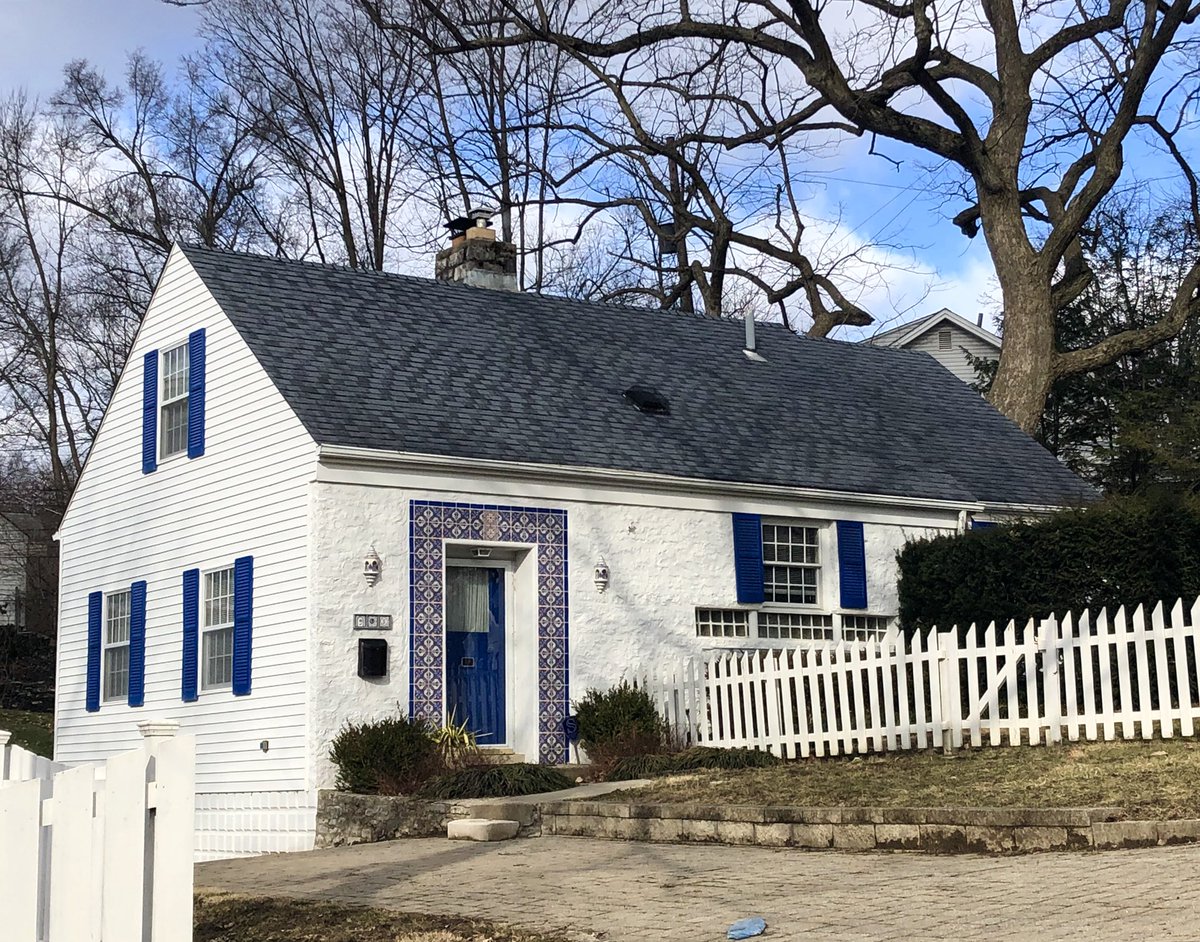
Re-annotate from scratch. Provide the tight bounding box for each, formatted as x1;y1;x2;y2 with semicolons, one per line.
160;399;189;458
764;564;818;605
695;608;749;638
203;626;234;688
106;590;130;645
104;644;129;700
204;568;234;628
161;343;190;401
446;567;490;633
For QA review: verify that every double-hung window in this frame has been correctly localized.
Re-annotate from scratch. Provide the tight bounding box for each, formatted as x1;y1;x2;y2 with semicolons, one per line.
103;589;131;701
202;567;235;689
159;341;190;460
762;523;821;605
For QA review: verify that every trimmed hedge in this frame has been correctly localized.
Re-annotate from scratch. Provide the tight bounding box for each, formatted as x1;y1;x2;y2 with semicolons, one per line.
606;746;783;782
898;494;1200;634
419;763;574;799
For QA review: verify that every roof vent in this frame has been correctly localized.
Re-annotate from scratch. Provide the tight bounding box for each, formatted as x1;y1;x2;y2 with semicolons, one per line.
623;385;670;416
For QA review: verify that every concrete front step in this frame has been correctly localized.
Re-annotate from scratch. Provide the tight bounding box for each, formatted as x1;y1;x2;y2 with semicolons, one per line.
478;749;527;765
447;818;521;842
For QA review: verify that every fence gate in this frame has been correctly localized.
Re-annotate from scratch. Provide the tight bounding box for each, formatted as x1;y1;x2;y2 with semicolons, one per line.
0;729;196;942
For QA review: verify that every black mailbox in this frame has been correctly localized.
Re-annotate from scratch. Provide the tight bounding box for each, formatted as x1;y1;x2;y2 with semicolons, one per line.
358;638;388;678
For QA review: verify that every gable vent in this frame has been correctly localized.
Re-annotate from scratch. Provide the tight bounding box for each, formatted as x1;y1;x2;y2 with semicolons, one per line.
938;328;952;351
623;385;670;416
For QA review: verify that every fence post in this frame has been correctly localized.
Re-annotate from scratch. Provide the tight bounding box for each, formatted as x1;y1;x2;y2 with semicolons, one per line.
1040;617;1062;744
937;631;957;752
0;729;10;784
138;718;180;748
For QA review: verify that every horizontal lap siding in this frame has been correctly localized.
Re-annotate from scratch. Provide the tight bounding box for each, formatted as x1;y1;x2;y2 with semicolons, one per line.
56;251;315;793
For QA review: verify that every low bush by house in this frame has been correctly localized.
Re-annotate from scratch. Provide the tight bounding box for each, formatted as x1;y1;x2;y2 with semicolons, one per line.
330;715;443;795
573;680;666;764
897;492;1200;634
419;763;574;799
606;746;783;782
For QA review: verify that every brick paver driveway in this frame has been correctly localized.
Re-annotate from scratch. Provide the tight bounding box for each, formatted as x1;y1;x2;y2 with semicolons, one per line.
196;837;1200;941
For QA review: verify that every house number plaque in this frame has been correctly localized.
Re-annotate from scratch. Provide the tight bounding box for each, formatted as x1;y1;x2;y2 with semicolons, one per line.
353;614;393;630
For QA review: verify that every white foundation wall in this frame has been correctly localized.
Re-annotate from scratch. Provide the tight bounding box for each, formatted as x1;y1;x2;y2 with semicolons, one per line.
55;249;318;857
307;472;957;787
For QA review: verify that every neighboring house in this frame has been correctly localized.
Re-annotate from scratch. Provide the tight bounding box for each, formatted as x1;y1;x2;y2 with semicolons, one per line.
53;224;1088;859
0;509;58;635
868;308;1001;385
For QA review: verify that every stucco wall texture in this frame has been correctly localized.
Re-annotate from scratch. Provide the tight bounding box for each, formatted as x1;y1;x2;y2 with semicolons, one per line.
307;480;948;789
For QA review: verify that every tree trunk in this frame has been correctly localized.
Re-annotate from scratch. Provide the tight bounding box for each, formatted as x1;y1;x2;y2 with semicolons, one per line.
979;195;1057;434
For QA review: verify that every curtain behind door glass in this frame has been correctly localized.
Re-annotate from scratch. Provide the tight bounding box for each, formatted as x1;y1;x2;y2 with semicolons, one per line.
446;567;490;632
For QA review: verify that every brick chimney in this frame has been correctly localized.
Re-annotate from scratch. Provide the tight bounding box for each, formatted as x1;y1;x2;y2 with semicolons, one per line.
435;209;518;292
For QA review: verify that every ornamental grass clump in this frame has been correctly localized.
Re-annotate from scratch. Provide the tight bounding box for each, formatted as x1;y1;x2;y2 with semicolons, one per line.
330;714;443;795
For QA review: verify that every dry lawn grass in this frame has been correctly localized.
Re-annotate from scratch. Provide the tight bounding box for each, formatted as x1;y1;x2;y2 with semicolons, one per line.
613;739;1200;818
194;894;571;942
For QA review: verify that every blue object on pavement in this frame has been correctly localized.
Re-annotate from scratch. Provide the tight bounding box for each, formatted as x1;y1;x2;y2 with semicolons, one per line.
727;916;767;939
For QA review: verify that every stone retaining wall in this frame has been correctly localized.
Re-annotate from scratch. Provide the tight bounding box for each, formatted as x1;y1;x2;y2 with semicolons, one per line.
541;801;1200;854
315;791;543;848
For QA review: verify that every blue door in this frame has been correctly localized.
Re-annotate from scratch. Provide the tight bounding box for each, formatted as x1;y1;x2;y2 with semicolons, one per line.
445;566;506;744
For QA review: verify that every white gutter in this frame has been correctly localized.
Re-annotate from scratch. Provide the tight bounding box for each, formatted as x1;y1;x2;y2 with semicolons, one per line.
316;443;1060;516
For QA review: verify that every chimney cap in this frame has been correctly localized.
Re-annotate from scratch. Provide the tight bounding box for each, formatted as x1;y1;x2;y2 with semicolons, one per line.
447;207;497;236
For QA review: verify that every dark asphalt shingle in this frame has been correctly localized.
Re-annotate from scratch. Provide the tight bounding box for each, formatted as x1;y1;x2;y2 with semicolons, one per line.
180;244;1091;507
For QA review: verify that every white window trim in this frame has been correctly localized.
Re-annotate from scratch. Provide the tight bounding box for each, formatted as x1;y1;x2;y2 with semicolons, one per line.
102;588;131;703
159;340;190;462
201;565;235;692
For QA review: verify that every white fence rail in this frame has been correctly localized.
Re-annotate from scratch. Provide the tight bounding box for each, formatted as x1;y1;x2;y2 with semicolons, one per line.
0;728;196;942
640;596;1200;758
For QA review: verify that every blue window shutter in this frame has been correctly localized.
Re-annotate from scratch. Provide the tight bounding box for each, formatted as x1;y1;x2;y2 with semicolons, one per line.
128;581;147;708
142;350;158;474
836;520;868;610
731;513;765;604
86;592;103;712
232;556;254;696
182;569;199;702
187;328;206;459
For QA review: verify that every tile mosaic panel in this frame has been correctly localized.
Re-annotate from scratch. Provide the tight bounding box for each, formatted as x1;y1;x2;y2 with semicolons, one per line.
409;500;570;763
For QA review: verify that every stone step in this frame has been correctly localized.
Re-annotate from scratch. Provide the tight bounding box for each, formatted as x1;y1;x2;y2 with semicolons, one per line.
477;749;526;765
447;818;520;842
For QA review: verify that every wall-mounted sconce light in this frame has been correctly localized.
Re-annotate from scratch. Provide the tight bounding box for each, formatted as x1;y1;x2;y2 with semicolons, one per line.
593;559;610;593
363;547;382;586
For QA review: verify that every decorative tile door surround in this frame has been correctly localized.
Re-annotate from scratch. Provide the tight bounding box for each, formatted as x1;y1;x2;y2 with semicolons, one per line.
409;500;569;763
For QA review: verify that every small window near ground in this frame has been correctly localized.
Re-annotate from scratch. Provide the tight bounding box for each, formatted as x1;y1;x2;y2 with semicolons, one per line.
938;328;952;351
103;589;131;701
758;611;834;641
762;523;821;605
695;608;749;638
840;614;894;641
203;567;235;689
160;341;190;459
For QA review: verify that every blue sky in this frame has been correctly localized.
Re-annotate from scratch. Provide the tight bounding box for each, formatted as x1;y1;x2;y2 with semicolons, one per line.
0;0;999;337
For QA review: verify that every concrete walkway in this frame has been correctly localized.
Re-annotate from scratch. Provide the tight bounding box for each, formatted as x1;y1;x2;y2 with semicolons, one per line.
196;836;1200;941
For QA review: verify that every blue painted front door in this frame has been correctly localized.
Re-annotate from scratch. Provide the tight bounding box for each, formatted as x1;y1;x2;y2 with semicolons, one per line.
445;566;506;744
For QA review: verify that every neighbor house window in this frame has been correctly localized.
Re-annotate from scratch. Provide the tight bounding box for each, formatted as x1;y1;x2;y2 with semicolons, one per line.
103;589;131;701
202;567;235;689
159;341;190;459
695;608;749;639
762;523;821;605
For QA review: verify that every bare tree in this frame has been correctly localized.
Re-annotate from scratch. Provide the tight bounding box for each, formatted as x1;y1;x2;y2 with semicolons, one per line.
371;0;1200;431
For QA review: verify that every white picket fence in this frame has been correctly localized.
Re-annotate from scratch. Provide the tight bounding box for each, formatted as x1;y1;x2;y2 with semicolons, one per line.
640;596;1200;757
0;725;196;942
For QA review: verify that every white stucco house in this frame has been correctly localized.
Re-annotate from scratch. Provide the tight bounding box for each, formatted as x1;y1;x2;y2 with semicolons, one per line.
53;227;1087;858
868;308;1001;384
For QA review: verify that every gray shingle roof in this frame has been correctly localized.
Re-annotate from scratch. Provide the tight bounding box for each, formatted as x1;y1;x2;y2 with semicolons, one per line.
180;244;1091;507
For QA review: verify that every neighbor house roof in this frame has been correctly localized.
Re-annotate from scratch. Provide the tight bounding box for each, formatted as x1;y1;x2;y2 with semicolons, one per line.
179;245;1089;508
869;308;1001;351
